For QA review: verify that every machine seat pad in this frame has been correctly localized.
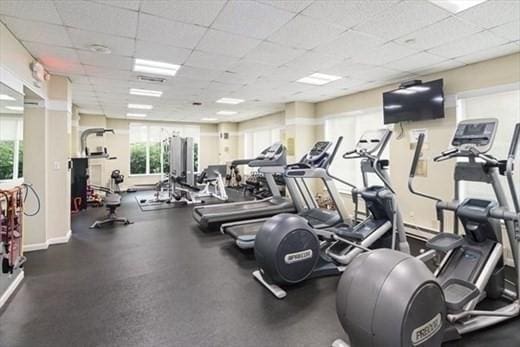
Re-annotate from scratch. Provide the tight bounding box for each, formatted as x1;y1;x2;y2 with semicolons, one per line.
442;278;480;312
426;233;464;253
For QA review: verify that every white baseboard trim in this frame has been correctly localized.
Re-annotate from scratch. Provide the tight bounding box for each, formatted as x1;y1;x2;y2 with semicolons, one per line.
0;270;24;310
48;229;72;245
23;229;72;252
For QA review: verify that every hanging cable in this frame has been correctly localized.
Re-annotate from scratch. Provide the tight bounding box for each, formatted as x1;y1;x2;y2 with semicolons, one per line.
21;183;41;216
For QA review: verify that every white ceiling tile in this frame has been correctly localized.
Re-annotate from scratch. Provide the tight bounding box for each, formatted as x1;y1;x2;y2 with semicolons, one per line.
141;0;226;26
174;66;223;81
46;63;86;76
72;83;95;92
23;41;80;65
55;0;138;38
137;13;207;49
314;30;385;59
83;65;131;80
215;71;259;85
302;0;399;29
196;29;261;58
396;16;484;51
428;31;509;58
184;50;238;71
413;60;466;75
166;77;210;90
243;41;306;66
348;66;408;82
264;65;312;82
0;0;62;24
284;51;346;72
456;42;520;64
320;61;376;77
205;81;243;93
227;60;274;78
90;0;141;11
212;1;294;39
355;0;451;40
0;16;72;47
258;0;313;13
69;75;92;85
267;14;346;50
67;28;135;56
457;0;520;29
352;42;417;66
385;52;448;72
490;20;520;42
134;40;191;65
78;51;133;69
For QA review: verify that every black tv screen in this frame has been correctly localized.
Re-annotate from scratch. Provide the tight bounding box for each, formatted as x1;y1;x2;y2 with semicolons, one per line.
383;79;445;124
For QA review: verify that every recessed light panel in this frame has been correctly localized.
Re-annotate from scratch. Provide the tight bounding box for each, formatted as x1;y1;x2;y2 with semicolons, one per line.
126;113;147;118
129;88;163;97
217;111;237;116
133;58;180;77
202;117;218;121
216;97;244;105
297;73;342;85
428;0;487;13
0;94;15;101
128;103;153;110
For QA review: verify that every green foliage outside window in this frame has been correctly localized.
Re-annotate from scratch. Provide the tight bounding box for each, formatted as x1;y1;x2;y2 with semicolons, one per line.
0;140;15;180
149;142;162;174
18;141;23;178
130;143;147;174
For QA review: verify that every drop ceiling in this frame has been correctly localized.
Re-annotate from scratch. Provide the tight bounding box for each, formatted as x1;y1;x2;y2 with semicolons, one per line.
0;0;518;123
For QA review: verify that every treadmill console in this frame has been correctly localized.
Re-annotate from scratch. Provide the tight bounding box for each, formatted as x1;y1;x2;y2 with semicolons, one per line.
306;141;332;164
451;118;497;154
356;129;390;154
249;142;287;167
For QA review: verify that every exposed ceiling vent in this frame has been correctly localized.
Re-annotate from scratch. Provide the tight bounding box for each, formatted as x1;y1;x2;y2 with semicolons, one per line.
137;75;166;83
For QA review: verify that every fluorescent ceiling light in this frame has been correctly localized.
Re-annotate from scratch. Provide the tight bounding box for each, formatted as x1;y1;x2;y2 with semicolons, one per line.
128;103;153;110
428;0;487;13
0;94;15;101
126;113;147;118
202;117;218;121
129;88;163;97
5;106;23;111
393;89;416;95
216;97;244;105
384;105;402;110
217;110;237;116
133;58;180;77
297;73;342;86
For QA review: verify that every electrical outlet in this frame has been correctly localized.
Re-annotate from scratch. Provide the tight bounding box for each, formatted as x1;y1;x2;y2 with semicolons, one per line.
53;161;60;170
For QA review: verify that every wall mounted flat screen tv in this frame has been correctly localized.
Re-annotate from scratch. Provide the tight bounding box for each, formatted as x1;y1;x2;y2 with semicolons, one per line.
383;79;445;124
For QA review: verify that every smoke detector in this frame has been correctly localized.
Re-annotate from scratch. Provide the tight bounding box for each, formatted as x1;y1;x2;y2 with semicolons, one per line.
88;44;112;54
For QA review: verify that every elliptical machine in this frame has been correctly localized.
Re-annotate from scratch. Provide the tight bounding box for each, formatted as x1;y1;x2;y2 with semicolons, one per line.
90;170;132;229
334;119;520;347
253;129;410;299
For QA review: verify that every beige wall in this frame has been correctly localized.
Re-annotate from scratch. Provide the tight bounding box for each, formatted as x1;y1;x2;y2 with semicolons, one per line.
77;115;219;188
217;122;238;164
312;53;520;233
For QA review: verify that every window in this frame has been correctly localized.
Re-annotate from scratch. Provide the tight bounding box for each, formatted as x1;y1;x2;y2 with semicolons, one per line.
129;124;200;175
0;117;23;181
243;127;282;174
325;108;388;192
457;85;520;203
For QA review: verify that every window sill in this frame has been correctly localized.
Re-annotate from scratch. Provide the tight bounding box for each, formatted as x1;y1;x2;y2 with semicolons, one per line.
0;178;24;189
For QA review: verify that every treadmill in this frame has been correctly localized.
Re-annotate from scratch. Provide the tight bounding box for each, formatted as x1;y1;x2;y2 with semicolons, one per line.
221;140;352;249
192;142;298;230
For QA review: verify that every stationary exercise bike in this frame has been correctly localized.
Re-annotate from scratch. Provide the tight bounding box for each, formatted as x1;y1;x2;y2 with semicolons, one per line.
253;129;410;298
90;170;132;229
334;119;520;347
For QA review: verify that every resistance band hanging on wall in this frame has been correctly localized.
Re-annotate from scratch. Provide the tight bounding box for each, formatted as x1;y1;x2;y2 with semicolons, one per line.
1;183;40;275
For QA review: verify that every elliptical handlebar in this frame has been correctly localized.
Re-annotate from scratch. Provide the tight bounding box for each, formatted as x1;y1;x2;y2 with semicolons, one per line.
372;129;395;194
408;133;442;203
326;136;357;190
506;123;520;213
